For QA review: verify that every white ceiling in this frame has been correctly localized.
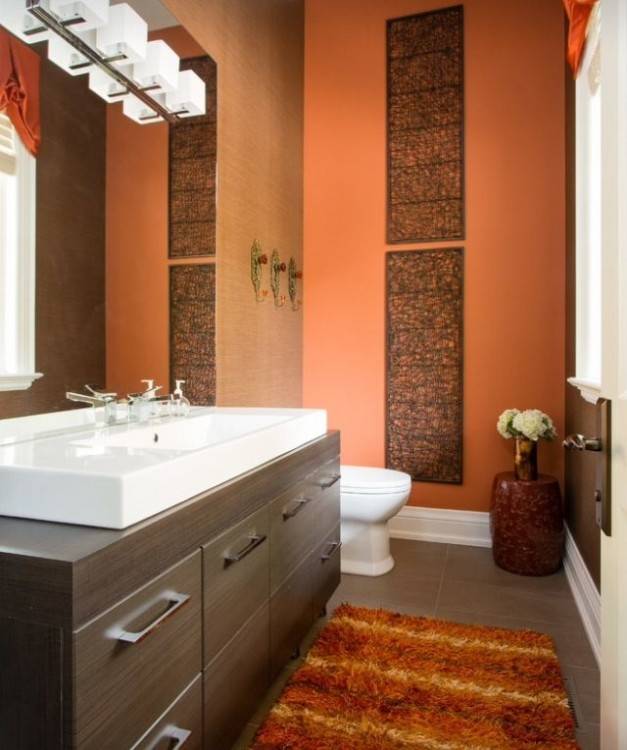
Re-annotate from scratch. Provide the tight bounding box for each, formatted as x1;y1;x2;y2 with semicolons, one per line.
111;0;179;31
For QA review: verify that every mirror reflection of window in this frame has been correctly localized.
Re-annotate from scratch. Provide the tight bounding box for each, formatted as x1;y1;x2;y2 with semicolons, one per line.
0;111;39;391
575;5;602;389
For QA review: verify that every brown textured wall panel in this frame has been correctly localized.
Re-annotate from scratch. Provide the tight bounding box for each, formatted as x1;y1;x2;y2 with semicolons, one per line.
386;249;463;483
0;39;105;418
169;55;217;258
170;264;216;405
164;0;304;407
387;6;465;243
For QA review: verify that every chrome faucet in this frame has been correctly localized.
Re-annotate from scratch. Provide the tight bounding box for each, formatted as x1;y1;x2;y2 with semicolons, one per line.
66;385;119;425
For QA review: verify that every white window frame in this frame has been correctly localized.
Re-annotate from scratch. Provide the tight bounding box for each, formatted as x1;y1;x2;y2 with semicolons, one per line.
0;113;41;391
569;5;603;405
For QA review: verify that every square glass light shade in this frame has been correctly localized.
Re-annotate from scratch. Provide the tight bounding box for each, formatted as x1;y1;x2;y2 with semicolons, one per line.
0;0;49;43
96;3;147;65
165;70;206;118
49;0;109;32
48;34;95;76
133;40;180;95
123;93;163;125
88;65;132;100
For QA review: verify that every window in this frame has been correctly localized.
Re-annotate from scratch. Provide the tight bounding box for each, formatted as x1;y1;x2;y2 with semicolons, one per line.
0;112;40;391
570;6;602;404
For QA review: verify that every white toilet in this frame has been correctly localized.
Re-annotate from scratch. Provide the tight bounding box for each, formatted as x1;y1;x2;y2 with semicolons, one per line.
340;465;412;576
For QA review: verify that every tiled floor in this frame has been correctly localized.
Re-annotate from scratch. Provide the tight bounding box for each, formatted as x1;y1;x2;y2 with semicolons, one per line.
234;539;600;749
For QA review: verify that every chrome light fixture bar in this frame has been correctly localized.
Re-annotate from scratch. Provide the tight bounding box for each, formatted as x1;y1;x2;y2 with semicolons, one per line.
25;0;183;123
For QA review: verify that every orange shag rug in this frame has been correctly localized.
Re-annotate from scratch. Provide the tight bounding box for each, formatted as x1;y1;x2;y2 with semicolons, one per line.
251;604;578;750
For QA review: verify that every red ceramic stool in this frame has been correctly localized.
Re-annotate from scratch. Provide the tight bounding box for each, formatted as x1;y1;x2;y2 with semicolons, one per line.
490;472;564;576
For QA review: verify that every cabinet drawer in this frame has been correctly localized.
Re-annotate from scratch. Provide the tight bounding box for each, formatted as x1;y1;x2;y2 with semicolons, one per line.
204;603;270;750
132;675;202;750
311;524;342;619
74;552;202;750
270;557;314;679
270;464;340;594
203;505;270;666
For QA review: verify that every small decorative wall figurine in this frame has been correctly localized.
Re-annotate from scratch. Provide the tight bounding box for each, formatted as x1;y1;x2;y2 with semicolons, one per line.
270;250;287;307
288;257;303;311
250;240;268;302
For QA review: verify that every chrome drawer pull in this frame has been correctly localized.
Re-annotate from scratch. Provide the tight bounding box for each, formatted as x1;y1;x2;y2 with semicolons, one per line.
282;496;313;521
115;592;190;644
318;473;341;490
321;541;342;561
223;534;267;566
146;725;191;749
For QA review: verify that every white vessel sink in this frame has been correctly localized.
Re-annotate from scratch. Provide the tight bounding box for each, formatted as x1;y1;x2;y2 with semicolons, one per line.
0;407;328;529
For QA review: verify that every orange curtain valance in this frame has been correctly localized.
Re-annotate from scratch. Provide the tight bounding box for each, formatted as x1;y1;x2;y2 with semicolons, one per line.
563;0;599;77
0;27;41;156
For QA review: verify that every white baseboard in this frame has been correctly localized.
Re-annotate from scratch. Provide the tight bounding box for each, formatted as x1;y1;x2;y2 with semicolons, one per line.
563;527;601;665
389;505;492;548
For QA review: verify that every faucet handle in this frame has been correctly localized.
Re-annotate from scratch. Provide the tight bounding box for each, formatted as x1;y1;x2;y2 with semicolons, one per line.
174;379;186;395
85;384;117;400
140;379;162;398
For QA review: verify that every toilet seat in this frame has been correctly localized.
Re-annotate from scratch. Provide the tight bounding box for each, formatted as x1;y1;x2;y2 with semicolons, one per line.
341;465;411;495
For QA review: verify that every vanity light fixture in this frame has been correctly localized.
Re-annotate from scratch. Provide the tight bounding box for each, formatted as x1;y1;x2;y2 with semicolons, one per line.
94;2;146;67
88;63;132;100
3;0;49;42
123;92;160;123
165;69;206;117
47;32;96;75
49;0;109;32
0;1;207;125
133;39;180;96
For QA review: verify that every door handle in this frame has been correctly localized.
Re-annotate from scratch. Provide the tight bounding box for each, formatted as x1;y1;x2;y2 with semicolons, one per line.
563;433;603;451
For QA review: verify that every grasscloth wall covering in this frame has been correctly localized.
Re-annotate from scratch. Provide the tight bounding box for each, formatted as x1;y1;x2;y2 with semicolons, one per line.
303;0;566;511
163;0;304;407
108;3;304;405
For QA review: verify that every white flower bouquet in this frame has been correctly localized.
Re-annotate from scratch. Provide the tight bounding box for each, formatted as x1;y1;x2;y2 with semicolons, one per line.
497;409;557;442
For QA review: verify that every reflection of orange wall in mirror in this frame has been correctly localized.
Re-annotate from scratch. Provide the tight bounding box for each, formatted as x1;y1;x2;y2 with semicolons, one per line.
105;26;205;397
108;2;305;407
302;0;566;511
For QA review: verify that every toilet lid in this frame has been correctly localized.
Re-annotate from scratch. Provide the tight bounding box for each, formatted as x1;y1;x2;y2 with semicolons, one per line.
340;465;412;494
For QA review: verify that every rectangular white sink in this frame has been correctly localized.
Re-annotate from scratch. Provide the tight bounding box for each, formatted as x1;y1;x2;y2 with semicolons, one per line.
0;407;327;529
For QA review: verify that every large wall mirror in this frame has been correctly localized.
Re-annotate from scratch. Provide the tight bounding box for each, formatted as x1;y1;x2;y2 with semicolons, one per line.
0;0;217;419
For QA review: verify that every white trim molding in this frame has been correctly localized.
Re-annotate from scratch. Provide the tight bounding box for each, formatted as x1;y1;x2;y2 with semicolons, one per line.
0;372;42;391
389;506;491;548
563;526;601;665
567;376;602;405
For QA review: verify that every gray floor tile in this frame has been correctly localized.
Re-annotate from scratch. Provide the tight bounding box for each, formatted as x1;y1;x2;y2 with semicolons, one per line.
565;665;601;726
444;544;572;596
389;538;449;579
329;569;441;617
435;607;598;670
232;723;260;750
576;724;600;750
437;577;580;625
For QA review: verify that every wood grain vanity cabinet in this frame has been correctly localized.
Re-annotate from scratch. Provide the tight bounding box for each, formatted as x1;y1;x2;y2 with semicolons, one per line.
0;432;340;750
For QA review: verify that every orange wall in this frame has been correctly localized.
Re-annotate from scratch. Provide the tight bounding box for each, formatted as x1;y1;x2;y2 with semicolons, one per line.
303;0;566;511
106;27;206;396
